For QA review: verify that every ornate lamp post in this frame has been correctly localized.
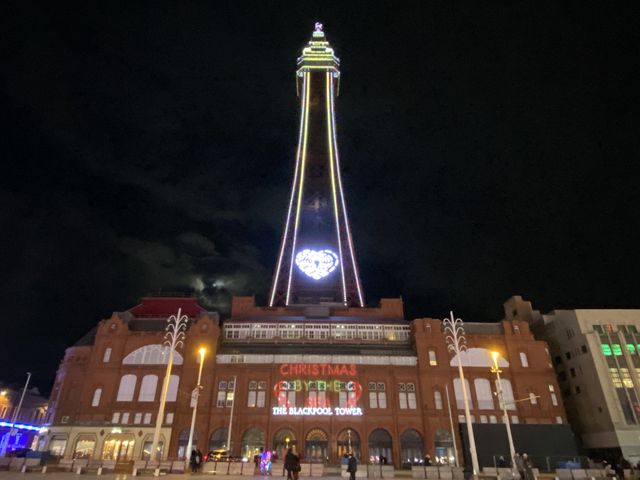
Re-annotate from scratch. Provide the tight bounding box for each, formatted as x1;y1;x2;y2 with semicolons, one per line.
150;308;188;466
490;352;516;475
443;311;479;475
186;347;206;460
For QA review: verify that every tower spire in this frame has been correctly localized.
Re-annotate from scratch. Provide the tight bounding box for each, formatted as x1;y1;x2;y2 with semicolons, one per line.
269;25;364;307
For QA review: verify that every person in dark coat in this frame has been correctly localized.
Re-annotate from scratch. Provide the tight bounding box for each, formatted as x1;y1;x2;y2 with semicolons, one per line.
347;453;358;480
190;449;198;474
498;456;507;468
424;455;432;466
285;448;299;480
196;449;203;472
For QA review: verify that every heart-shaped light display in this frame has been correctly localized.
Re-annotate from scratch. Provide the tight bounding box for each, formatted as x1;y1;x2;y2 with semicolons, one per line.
295;248;339;280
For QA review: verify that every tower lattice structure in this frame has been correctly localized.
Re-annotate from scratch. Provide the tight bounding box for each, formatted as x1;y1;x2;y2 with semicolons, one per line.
269;24;364;308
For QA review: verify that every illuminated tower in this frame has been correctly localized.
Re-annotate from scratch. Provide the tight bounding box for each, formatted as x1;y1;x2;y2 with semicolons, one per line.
269;24;364;307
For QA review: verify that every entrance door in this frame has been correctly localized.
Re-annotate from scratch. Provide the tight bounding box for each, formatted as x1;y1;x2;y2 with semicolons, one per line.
305;428;328;463
102;434;135;461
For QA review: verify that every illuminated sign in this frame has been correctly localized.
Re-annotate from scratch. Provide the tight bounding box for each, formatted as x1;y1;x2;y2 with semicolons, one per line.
272;406;363;416
295;249;339;280
280;363;356;376
0;421;41;432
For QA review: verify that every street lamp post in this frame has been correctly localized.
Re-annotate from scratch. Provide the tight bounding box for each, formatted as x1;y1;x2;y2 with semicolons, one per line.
443;311;479;475
0;372;31;457
490;352;516;475
186;347;206;460
150;308;188;469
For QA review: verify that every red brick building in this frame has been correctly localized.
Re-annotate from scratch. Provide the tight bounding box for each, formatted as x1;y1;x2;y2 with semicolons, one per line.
38;26;576;469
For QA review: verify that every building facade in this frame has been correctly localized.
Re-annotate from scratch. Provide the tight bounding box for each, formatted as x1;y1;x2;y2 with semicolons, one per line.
39;26;576;470
0;384;48;454
512;295;640;463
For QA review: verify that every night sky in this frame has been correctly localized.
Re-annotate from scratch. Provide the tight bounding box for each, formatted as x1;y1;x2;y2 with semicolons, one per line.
2;2;639;394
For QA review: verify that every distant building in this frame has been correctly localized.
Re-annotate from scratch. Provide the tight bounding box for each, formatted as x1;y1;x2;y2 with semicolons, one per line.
0;383;48;454
507;296;640;464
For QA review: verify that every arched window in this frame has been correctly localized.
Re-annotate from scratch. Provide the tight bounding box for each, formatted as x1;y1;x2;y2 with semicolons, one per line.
337;429;360;461
91;388;102;407
368;428;392;465
305;428;328;463
434;390;443;410
520;352;529;368
474;378;494;410
450;348;509;368
209;428;228;451
400;429;423;467
138;375;158;402
453;378;473;409
496;379;516;410
167;375;180;402
122;345;184;365
241;428;265;460
116;375;137;401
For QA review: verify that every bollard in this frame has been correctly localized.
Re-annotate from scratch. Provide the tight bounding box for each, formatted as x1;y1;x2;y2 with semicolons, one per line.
154;467;160;477
132;467;138;476
21;464;27;473
42;465;47;474
97;466;102;475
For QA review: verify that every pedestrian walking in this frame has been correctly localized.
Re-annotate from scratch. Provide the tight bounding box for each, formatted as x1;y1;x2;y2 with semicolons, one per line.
514;453;524;479
196;448;203;472
347;453;358;480
285;448;300;480
522;453;534;480
190;449;198;474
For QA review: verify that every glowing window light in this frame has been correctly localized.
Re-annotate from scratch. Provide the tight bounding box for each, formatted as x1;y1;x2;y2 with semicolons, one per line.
295;249;339;280
612;344;623;356
601;344;612;356
627;344;636;354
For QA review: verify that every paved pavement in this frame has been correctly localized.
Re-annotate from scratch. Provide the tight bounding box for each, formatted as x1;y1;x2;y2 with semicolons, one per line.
0;474;347;480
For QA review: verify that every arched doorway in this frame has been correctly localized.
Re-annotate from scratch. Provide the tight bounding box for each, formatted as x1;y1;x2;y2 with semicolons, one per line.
305;428;328;463
434;430;455;465
209;428;228;451
400;429;423;468
337;429;360;461
273;429;297;460
177;428;197;459
102;433;135;461
241;428;265;461
368;429;392;465
141;434;165;460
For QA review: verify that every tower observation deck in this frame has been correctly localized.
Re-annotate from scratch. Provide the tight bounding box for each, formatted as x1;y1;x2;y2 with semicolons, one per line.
269;24;364;308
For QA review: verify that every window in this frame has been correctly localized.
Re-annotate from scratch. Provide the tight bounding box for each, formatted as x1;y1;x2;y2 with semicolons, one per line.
480;415;488;423
627;344;636;355
549;384;559;406
121;412;129;424
556;416;563;424
474;379;494;410
61;415;70;424
134;413;142;424
397;383;416;410
116;375;136;402
453;378;473;409
565;351;572;360
434;390;443;410
496;379;516;410
511;415;519;424
165;412;174;424
458;415;466;423
217;379;235;408
91;388;102;407
111;412;120;423
122;344;183;365
612;344;623;356
520;352;529;368
103;348;112;363
429;350;437;366
489;415;497;423
143;413;151;424
601;344;612;356
554;355;562;365
575;386;581;394
166;375;180;402
248;380;266;408
138;375;158;402
593;325;604;334
570;368;576;378
513;325;520;334
581;345;588;354
368;382;387;409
